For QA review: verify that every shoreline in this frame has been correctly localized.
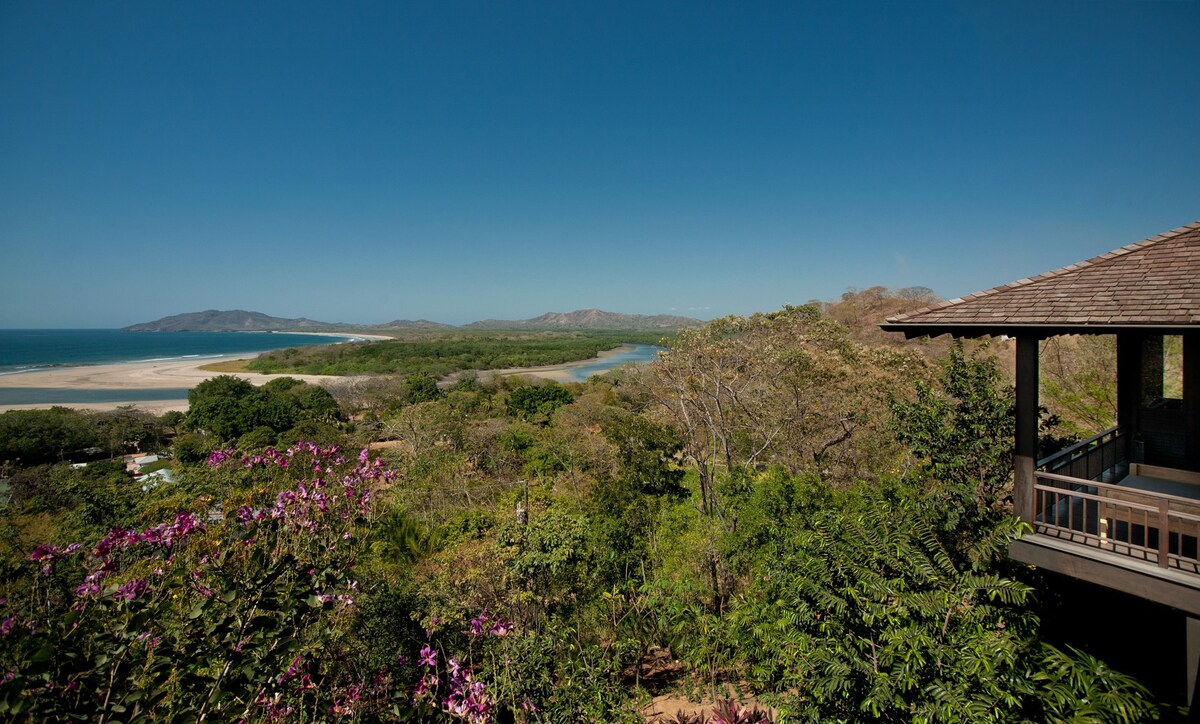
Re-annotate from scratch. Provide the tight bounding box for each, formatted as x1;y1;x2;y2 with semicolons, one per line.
0;343;658;413
0;352;342;414
281;331;394;341
466;344;640;383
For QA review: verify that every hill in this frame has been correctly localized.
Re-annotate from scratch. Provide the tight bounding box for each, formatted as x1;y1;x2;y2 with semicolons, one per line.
121;310;336;332
124;308;701;333
465;308;701;330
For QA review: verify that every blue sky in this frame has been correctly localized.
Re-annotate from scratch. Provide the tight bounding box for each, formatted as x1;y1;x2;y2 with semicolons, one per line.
2;1;1198;327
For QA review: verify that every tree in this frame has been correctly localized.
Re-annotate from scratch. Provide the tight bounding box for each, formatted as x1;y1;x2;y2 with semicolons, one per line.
184;376;341;443
890;341;1015;518
185;375;263;441
1040;334;1118;434
405;373;442;404
639;306;918;517
506;383;574;424
0;408;98;465
732;478;1158;722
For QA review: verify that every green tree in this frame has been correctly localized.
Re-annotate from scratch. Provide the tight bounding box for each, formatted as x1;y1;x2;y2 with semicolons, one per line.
0;408;98;465
506;383;574;423
405;373;442;404
185;375;264;441
730;478;1158;722
890;341;1014;518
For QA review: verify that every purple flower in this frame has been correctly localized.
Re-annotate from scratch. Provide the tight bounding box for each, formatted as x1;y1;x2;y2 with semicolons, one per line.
73;582;100;598
114;579;148;601
489;619;512;637
0;618;14;636
277;655;303;685
28;544;61;561
418;646;437;667
469;610;488;637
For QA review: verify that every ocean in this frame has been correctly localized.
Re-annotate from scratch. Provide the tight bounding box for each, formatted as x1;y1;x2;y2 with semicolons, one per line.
0;329;357;374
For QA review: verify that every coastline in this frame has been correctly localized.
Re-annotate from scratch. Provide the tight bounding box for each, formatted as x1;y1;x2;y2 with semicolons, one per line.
280;331;394;341
0;343;657;414
0;353;344;414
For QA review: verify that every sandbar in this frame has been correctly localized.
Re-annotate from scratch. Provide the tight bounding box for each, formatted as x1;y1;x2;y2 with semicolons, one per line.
0;355;343;414
0;343;648;414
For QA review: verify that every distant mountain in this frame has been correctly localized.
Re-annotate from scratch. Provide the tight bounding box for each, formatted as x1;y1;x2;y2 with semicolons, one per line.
122;310;335;332
378;319;456;332
124;308;702;333
465;308;701;330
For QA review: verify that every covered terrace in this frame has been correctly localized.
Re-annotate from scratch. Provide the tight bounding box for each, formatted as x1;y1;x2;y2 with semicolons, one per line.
881;221;1200;707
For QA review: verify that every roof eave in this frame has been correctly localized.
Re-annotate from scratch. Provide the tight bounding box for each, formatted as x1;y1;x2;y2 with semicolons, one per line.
879;321;1200;340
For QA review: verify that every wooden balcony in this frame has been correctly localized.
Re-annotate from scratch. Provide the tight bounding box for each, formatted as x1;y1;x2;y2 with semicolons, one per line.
1009;427;1200;615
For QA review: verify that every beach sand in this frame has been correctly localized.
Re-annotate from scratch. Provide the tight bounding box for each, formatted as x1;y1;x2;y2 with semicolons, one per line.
0;355;344;414
0;344;640;413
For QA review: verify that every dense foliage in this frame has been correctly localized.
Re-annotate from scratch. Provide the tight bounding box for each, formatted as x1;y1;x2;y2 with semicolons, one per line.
0;407;171;467
0;298;1176;721
244;331;667;376
185;375;342;446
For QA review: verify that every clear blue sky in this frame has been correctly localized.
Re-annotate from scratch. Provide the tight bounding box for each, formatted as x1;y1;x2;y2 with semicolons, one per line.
2;1;1198;327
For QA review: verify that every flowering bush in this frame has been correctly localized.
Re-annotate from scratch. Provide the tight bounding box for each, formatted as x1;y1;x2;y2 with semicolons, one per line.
0;443;393;720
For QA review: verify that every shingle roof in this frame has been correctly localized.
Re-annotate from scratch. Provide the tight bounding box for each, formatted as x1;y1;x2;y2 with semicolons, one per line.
882;221;1200;335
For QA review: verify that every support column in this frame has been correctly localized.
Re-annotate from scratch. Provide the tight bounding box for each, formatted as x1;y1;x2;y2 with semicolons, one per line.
1188;616;1200;714
1185;333;1200;473
1014;335;1040;525
1116;333;1144;460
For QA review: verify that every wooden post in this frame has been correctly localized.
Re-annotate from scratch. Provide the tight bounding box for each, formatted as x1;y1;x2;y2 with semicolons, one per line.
1188;616;1200;714
1184;332;1200;473
1116;332;1143;460
1014;335;1040;525
1158;498;1170;569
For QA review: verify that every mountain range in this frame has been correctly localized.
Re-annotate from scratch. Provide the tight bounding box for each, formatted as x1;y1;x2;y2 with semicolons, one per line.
122;309;701;333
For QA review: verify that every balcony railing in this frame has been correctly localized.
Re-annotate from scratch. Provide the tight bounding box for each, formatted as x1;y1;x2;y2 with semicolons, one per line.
1037;425;1127;481
1033;471;1200;574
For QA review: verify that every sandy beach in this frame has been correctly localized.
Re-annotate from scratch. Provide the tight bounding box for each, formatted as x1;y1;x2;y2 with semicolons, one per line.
0;343;646;413
0;355;345;414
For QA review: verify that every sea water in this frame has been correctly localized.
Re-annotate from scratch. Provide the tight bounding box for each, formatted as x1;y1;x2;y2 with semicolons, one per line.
0;330;356;373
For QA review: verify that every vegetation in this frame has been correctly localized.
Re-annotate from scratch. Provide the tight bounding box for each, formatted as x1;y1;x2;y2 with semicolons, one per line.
0;293;1178;721
185;375;341;445
244;330;668;377
0;407;171;467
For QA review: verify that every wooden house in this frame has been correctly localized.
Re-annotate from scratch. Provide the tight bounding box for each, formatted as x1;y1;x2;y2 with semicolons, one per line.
881;221;1200;708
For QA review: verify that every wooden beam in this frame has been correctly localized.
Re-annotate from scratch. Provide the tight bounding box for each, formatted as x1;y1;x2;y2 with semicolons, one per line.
1185;333;1200;472
1116;333;1143;452
1014;335;1039;524
1009;538;1200;615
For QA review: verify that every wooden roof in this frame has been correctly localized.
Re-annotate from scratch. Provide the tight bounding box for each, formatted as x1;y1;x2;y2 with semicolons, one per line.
881;221;1200;338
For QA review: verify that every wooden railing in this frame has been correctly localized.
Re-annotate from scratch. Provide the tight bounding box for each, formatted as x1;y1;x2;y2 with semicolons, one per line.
1037;425;1127;481
1033;471;1200;573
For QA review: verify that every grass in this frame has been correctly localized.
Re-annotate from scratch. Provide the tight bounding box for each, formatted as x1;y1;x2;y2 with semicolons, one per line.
198;358;254;373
